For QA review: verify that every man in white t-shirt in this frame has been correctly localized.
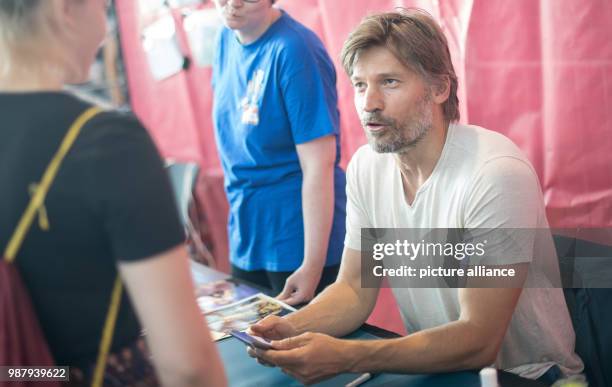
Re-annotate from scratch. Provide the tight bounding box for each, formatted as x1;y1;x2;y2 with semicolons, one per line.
249;8;583;385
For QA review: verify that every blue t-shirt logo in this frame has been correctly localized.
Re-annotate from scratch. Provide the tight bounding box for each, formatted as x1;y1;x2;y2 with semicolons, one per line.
240;69;265;125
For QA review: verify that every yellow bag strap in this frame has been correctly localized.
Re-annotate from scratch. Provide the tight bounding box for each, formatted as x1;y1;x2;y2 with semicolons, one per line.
4;106;102;262
92;276;123;387
1;106;123;387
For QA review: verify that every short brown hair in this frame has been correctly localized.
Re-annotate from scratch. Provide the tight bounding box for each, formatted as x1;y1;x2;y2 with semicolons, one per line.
341;8;460;122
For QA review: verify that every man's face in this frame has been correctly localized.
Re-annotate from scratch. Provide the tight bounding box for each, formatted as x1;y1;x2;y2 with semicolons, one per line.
351;46;433;153
213;0;271;33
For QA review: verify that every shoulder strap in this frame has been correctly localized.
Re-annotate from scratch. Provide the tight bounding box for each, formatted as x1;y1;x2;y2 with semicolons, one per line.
92;276;123;387
4;106;102;262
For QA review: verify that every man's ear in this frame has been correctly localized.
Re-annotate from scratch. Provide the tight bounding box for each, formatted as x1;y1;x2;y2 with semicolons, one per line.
56;0;81;30
432;75;451;105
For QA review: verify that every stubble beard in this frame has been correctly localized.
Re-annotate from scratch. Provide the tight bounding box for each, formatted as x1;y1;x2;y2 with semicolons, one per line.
366;93;433;154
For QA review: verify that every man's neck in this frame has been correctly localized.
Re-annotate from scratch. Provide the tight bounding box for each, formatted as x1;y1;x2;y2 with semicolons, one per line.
394;118;450;204
235;8;281;45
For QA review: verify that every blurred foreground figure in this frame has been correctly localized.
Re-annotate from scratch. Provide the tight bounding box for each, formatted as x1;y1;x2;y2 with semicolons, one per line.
0;1;226;386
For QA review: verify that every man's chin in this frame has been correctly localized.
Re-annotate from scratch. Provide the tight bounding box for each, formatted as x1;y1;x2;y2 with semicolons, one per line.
369;140;400;154
369;139;417;154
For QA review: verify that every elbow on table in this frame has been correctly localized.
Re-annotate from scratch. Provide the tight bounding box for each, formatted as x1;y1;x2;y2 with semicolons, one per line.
465;339;502;370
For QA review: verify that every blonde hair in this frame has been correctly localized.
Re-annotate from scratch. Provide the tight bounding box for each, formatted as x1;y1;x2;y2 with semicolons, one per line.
0;0;74;78
341;8;460;122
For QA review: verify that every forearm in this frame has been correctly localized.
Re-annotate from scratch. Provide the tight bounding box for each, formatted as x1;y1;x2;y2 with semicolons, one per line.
285;281;372;337
121;247;227;386
300;164;334;271
157;362;226;387
348;320;497;374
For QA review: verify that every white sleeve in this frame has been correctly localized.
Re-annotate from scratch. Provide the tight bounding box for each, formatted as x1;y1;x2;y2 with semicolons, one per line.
343;151;373;251
463;156;545;264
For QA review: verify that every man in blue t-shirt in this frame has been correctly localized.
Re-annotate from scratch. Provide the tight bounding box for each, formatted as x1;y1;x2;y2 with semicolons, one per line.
211;0;346;305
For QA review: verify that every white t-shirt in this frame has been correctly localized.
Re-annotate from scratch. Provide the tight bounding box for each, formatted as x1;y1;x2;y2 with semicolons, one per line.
344;123;583;379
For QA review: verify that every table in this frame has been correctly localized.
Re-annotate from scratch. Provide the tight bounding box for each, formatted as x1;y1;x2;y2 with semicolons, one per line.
191;263;547;387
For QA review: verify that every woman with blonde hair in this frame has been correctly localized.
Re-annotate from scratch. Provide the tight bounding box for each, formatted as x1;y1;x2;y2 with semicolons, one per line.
0;1;226;386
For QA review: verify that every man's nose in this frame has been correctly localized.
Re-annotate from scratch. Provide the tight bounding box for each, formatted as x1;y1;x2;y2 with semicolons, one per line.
362;86;384;113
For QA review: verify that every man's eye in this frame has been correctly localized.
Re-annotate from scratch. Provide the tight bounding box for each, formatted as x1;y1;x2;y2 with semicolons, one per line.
353;82;366;91
383;79;398;86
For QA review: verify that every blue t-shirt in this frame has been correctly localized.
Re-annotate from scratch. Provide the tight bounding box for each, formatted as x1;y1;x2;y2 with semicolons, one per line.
212;11;346;272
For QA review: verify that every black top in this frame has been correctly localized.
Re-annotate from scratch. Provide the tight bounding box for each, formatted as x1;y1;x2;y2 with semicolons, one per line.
0;92;184;366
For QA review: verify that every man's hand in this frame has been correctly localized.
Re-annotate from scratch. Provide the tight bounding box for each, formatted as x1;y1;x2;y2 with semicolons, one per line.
255;332;356;385
249;315;298;341
247;315;298;367
277;264;323;305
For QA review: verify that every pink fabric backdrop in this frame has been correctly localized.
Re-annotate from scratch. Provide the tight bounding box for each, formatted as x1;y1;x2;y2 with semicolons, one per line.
116;0;612;333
